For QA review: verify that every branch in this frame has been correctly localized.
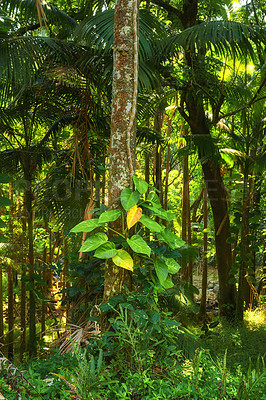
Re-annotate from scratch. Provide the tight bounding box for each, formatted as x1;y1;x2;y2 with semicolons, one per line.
151;0;183;20
177;90;190;123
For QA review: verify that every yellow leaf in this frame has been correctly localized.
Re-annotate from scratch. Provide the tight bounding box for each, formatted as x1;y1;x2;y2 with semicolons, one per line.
127;205;142;229
112;249;133;271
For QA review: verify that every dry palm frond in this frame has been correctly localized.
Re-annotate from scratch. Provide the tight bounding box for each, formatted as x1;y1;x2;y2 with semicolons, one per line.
51;320;101;354
35;0;48;30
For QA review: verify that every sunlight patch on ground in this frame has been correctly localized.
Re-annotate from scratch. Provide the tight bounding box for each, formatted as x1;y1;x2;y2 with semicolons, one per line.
244;309;266;329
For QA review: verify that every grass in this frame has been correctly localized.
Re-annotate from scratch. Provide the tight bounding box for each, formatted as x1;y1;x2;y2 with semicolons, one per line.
197;308;266;373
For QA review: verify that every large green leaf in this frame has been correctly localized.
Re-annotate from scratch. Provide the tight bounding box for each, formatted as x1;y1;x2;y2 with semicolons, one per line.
94;242;117;259
154;259;168;286
139;214;163;232
120;188;140;211
162;257;181;274
127;234;151;257
99;209;122;224
79;232;108;252
112;249;133;271
70;219;101;233
133;175;148;194
158;230;185;249
144;204;174;221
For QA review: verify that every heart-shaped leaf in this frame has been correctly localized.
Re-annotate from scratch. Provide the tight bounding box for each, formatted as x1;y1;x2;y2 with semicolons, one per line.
94;242;118;259
127;234;151;257
112;249;133;271
99;209;122;224
79;232;108;252
127;205;142;229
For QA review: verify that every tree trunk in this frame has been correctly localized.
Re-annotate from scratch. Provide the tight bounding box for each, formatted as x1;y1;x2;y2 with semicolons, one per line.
199;188;208;317
236;161;249;321
103;0;139;301
183;99;236;318
7;182;14;359
0;263;3;342
163;116;171;210
24;177;36;357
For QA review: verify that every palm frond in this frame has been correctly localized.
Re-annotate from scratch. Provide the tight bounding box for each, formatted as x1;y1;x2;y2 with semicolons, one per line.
74;8;167;61
1;0;77;34
169;21;263;61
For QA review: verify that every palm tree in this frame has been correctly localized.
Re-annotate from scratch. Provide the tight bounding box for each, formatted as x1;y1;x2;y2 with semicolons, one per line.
147;0;265;319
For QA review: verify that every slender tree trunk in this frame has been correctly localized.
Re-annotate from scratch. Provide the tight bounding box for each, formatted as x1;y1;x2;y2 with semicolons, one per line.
164;116;171;210
0;263;3;342
7;183;14;359
181;130;189;279
103;0;139;301
199;188;208;317
24;177;36;357
236;161;249;321
20;195;27;360
182;100;236;318
154;111;164;204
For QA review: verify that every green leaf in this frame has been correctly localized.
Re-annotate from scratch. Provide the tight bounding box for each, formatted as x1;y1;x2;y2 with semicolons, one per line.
112;249;133;271
146;191;161;206
162;257;181;274
144;204;174;221
163;276;174;289
0;196;12;207
120;188;140;211
0;174;13;184
79;232;108;252
127;234;151;257
158;230;185;249
70;219;101;233
154;259;168;285
94;242;117;259
133;175;149;194
98;209;122;224
139;215;162;232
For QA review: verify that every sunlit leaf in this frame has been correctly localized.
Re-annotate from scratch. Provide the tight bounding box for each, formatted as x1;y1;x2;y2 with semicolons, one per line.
127;205;142;229
162;257;181;274
112;249;133;271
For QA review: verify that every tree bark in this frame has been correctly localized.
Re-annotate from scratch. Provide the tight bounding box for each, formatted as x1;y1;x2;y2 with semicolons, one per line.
103;0;139;301
199;188;208;317
182;99;236;318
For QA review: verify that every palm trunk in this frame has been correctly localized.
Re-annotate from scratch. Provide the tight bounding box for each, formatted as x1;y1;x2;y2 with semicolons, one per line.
103;0;139;301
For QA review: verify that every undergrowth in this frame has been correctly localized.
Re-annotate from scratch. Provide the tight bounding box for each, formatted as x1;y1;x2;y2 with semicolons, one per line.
0;308;265;399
